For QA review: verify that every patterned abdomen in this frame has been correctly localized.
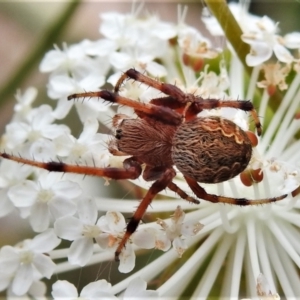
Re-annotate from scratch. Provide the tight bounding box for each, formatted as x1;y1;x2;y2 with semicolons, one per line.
172;116;252;183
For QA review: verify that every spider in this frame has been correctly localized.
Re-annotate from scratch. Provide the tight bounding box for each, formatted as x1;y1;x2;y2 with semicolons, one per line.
1;68;287;261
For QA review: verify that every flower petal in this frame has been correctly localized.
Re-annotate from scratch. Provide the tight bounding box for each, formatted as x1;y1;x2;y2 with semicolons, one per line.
81;280;117;298
52;180;82;199
273;44;294;63
123;277;159;298
49;197;77;220
0;189;15;217
54;216;83;240
246;43;272;66
8;180;37;207
0;246;19;274
32;253;56;279
68;237;93;266
0;272;11;291
77;198;98;225
52;280;78;298
181;220;204;236
106;211;126;232
118;244;135;273
12;263;33;296
29;229;61;253
132;228;156;249
29;202;50;232
28;280;47;298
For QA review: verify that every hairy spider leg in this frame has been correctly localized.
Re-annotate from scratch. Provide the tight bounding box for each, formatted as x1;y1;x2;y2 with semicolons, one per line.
114;69;262;135
167;181;200;204
115;167;176;261
0;153;142;180
192;98;262;136
184;175;287;205
0;152;202;260
68;90;182;126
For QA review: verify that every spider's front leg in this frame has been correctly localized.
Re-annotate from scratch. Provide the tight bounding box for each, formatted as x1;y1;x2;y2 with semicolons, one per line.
115;167;176;261
68;90;182;126
114;69;186;99
193;98;262;136
0;153;142;180
113;69;262;135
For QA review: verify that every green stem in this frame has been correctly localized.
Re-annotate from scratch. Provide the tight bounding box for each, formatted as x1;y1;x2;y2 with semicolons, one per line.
0;0;81;105
204;0;281;112
204;0;251;75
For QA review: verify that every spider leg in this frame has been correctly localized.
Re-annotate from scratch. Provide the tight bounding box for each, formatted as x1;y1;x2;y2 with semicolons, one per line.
68;90;182;126
113;69;262;134
150;96;183;109
114;69;186;100
167;181;200;204
0;153;142;180
151;96;262;135
184;175;287;205
115;167;176;261
143;165;200;204
193;98;262;136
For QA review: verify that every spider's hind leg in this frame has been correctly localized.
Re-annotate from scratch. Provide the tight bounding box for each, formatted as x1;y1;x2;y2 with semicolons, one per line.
184;175;287;206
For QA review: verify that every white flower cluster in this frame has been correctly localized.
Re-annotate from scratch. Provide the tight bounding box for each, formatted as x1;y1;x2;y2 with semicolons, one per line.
0;2;300;298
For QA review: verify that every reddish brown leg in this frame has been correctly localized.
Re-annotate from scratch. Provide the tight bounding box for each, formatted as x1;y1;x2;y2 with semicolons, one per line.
184;175;287;206
167;181;200;204
68;90;182;126
114;69;262;135
143;166;200;204
115;69;185;99
115;167;176;261
0;153;142;180
193;98;262;136
149;96;201;121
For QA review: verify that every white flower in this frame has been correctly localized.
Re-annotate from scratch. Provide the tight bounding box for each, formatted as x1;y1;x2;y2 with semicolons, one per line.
203;3;295;66
156;206;203;257
13;87;38;121
0;160;32;217
47;73;106;121
52;279;117;299
0;229;60;296
54;197;101;266
241;16;294;66
97;211;135;273
100;12;170;77
40;42;95;75
178;26;220;60
54;117;111;167
52;277;157;299
4;104;70;159
8;172;81;232
0;3;300;299
256;63;291;95
120;277;158;299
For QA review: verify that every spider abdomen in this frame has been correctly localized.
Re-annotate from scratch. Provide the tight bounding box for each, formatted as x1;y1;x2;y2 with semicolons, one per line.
172;116;252;183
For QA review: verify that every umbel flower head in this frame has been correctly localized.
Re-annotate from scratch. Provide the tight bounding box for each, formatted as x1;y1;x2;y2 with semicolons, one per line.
0;2;300;298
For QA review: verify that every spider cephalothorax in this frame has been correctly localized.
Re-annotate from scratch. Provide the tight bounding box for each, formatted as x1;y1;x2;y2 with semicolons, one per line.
0;68;287;261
